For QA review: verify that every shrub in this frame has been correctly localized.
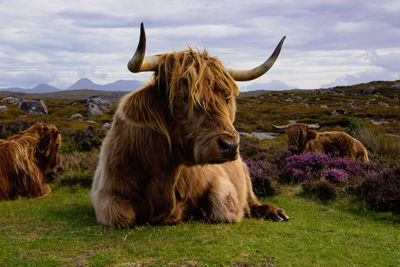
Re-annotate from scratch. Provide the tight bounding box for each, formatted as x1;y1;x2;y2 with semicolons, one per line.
0;119;38;139
356;164;400;213
321;168;348;184
302;180;337;202
244;159;281;196
52;151;99;188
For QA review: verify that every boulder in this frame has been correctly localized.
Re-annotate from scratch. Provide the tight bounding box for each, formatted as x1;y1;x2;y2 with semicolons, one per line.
0;105;7;112
87;103;109;116
70;113;84;119
362;85;376;95
87;96;111;107
18;100;48;115
0;96;19;104
331;110;345;116
392;82;400;90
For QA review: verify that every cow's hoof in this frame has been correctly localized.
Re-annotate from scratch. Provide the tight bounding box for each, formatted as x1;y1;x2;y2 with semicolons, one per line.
252;204;289;222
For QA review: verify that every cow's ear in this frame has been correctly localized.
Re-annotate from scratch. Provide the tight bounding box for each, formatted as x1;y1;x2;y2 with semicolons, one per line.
120;85;167;131
307;130;318;140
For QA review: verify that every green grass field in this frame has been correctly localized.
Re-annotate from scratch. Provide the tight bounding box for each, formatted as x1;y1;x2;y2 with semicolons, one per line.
1;186;399;266
1;80;400;266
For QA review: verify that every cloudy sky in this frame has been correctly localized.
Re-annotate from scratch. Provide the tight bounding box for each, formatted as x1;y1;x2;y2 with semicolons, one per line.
1;0;399;91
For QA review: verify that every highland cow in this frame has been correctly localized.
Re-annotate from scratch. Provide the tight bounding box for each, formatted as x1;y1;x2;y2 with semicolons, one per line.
91;23;289;229
0;123;61;200
270;123;369;162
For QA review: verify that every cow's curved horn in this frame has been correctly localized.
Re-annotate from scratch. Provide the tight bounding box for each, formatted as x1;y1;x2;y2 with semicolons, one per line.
127;23;159;73
226;36;286;81
270;122;290;130
307;123;320;129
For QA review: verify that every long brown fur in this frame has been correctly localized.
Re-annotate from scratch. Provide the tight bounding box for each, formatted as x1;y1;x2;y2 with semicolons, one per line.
0;123;61;201
91;49;288;229
284;123;369;162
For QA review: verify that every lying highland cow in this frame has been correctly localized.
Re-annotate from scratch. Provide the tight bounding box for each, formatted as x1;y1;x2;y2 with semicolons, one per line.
270;122;369;162
91;23;289;229
0;123;61;200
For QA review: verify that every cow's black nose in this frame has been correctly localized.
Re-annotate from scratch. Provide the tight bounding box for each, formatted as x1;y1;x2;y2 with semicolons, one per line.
218;138;239;159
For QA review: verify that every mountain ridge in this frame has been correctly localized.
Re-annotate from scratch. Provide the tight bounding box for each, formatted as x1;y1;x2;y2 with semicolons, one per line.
0;78;143;93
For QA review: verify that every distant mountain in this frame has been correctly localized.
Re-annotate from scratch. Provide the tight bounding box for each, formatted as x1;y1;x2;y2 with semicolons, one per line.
67;78;142;91
1;77;143;94
0;84;60;94
32;83;61;93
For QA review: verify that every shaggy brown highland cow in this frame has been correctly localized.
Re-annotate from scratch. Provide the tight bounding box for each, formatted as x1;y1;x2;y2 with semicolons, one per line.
91;23;289;229
0;123;61;200
271;122;369;162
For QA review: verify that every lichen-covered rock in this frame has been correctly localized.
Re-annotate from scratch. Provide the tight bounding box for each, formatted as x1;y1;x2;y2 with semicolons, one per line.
18;100;48;115
0;96;19;104
362;85;376;95
87;103;109;116
87;96;111;107
0;105;7;112
70;113;84;119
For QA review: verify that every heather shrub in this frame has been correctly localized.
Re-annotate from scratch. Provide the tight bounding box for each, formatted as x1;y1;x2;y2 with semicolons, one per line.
52;151;99;188
244;159;281;196
302;180;337;201
0;119;38;139
356;164;400;214
240;136;284;196
60;126;105;153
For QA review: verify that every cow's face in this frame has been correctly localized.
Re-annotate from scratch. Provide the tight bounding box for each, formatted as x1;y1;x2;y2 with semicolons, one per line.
286;124;317;154
121;50;240;165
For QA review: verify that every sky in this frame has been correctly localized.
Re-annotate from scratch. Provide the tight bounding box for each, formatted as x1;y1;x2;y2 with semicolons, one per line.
1;0;400;91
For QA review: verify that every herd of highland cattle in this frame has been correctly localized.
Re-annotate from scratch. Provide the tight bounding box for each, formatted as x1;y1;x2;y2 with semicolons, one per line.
0;24;370;229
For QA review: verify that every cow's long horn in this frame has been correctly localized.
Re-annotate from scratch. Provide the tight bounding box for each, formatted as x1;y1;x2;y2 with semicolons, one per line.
226;36;286;81
127;23;159;73
270;122;290;130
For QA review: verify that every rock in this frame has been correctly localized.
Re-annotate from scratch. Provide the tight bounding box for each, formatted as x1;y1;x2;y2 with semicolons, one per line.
386;133;400;138
331;110;345;116
71;101;80;106
320;105;328;108
370;119;389;125
101;122;111;132
85;120;97;124
86;96;111;116
392;82;400;90
87;96;111;107
378;101;389;107
87;103;109;116
70;113;84;119
0;105;7;112
288;120;297;124
362;85;376;94
18;100;48;115
285;98;293;102
0;96;19;104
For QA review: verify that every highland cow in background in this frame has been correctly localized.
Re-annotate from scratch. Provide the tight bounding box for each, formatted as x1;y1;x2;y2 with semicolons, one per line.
271;122;369;162
0;123;61;200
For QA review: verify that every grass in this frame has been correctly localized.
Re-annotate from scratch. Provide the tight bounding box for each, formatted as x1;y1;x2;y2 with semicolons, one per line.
1;186;399;266
1;80;400;266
